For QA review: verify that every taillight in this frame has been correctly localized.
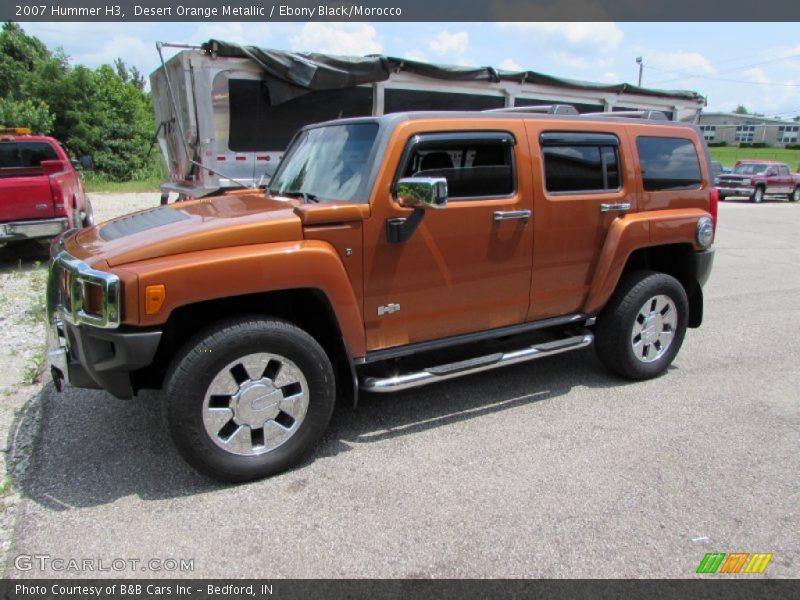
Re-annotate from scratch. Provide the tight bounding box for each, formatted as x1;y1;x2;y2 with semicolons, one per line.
709;187;719;231
49;176;68;217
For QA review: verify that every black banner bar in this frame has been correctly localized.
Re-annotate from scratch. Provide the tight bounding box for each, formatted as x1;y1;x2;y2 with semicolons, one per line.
4;0;800;22
2;580;799;600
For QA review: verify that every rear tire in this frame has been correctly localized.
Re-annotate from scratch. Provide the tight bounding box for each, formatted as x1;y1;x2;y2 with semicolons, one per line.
163;317;336;482
595;271;688;380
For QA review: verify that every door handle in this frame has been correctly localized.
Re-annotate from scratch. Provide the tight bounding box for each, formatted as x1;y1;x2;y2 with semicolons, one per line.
493;210;531;222
599;202;631;213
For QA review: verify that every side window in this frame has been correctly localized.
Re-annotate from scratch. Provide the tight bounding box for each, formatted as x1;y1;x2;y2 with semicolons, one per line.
779;165;790;176
540;132;621;193
399;133;515;200
637;136;702;191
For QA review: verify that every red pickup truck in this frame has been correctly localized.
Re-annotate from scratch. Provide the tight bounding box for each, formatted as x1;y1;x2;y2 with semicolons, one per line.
716;160;800;203
0;128;93;246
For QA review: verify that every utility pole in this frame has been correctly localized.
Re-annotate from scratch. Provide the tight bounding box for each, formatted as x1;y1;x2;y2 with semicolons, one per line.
636;57;643;87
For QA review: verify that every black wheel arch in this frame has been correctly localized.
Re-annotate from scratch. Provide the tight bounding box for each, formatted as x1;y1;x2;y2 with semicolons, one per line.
620;244;704;328
132;288;358;405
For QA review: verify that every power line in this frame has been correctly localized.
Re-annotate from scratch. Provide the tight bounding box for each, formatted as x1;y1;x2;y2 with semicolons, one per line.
647;50;800;86
645;65;800;87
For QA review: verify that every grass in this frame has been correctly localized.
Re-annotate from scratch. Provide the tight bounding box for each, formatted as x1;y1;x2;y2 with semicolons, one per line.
709;146;800;169
22;350;44;385
83;175;163;194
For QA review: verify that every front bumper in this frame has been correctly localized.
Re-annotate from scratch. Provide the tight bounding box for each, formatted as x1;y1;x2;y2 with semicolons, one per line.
717;186;754;196
47;315;162;399
1;218;68;243
46;238;161;399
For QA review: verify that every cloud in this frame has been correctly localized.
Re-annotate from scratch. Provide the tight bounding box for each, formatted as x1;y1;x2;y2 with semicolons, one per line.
497;22;623;49
429;31;469;57
403;49;429;63
290;23;381;55
188;23;270;47
600;71;621;83
494;22;622;73
499;58;522;71
73;35;156;74
549;51;612;71
643;49;715;77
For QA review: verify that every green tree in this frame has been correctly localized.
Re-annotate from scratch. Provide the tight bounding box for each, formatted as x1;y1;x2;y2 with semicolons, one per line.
0;22;156;181
0;98;55;133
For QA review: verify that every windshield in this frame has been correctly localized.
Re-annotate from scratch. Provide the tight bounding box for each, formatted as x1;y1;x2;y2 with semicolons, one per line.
733;163;769;175
268;123;379;203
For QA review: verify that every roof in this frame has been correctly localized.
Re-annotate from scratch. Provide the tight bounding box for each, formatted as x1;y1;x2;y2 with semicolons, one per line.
301;110;701;133
202;40;706;107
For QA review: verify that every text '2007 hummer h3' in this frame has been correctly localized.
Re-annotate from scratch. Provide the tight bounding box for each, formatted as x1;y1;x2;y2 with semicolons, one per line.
46;109;717;482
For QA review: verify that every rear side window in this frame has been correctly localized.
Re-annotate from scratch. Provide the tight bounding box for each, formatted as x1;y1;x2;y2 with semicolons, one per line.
540;132;621;193
637;136;702;191
0;141;58;168
398;132;515;200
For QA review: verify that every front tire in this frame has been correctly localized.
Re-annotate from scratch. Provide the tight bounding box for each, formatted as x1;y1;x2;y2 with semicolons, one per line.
751;186;764;203
595;271;688;380
163;317;335;482
789;187;800;202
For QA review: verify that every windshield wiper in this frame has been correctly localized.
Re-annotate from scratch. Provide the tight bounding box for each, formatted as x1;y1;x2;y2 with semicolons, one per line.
273;191;320;203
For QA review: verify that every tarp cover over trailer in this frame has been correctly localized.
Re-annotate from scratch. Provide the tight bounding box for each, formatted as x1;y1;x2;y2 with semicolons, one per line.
203;39;705;107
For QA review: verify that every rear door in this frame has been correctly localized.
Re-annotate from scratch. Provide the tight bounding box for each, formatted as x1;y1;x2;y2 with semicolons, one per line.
0;141;57;221
524;124;631;320
776;165;792;193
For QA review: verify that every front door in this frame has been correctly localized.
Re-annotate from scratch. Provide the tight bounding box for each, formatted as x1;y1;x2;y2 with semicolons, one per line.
362;122;534;352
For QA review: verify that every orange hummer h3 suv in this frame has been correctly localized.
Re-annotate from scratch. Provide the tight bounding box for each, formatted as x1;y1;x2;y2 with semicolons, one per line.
46;108;717;481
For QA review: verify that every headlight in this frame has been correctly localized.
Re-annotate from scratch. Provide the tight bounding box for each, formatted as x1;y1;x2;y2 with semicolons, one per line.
49;251;121;328
696;216;714;248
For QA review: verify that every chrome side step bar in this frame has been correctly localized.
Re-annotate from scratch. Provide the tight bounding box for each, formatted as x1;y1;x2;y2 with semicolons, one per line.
360;331;593;393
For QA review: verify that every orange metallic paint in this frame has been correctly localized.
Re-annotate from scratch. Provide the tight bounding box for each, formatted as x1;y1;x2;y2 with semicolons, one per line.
74;193;302;267
58;114;714;362
362;119;535;351
122;240;367;357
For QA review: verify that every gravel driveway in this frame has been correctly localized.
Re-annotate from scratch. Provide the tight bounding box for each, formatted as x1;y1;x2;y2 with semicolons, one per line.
3;198;799;578
0;193;160;570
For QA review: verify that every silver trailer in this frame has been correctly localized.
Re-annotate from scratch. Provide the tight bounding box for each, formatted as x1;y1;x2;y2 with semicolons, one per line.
151;40;706;200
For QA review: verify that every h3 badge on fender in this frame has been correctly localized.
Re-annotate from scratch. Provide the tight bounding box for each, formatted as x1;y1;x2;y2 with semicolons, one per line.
377;303;401;316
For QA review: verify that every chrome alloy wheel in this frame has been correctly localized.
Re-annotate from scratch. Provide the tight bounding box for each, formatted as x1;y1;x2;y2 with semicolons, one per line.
202;352;309;456
630;295;678;363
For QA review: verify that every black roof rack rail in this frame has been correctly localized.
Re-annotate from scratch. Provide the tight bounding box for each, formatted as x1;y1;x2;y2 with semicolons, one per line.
583;110;669;121
486;104;580;116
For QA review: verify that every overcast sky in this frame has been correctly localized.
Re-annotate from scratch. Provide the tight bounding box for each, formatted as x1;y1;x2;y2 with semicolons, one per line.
20;21;800;117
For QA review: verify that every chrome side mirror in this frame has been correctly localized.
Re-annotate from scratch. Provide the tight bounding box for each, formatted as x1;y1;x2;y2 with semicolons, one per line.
396;177;448;210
